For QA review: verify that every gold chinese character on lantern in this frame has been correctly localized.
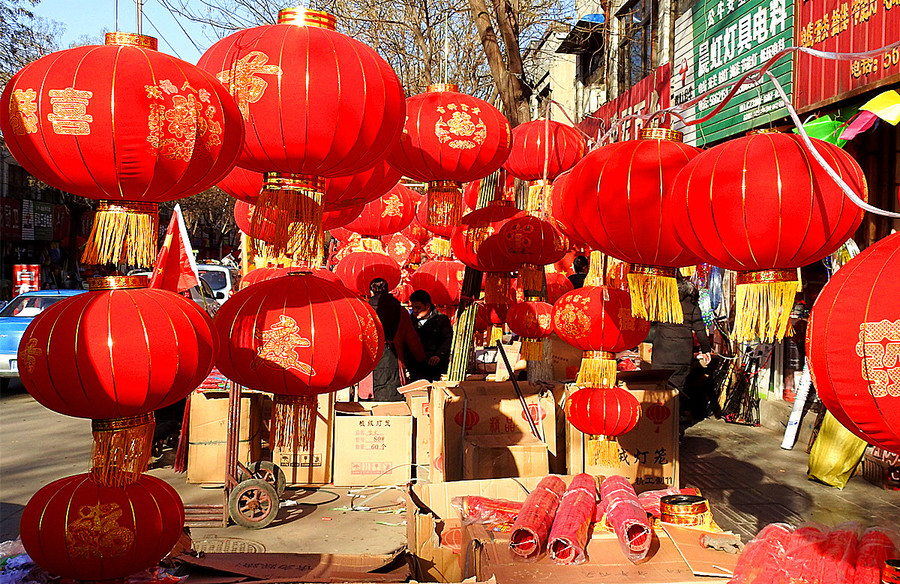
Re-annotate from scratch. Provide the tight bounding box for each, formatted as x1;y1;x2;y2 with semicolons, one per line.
856;319;900;398
435;106;487;150
216;51;282;119
66;503;134;559
9;88;38;135
47;87;93;135
381;194;403;217
254;315;315;374
145;79;224;162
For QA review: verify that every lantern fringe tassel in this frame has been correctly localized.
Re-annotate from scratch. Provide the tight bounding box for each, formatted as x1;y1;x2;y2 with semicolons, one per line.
90;413;155;488
484;273;511;304
585;250;605;287
273;394;319;451
526;181;551;214
734;280;796;343
254;186;323;262
518;264;544;294
626;271;683;324
587;435;620;467
431;237;452;259
577;351;618;387
489;325;504;346
522;338;543;361
427;182;463;228
680;265;696;278
82;203;158;267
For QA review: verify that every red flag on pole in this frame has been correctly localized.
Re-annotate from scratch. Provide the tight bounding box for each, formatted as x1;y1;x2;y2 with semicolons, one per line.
149;204;201;292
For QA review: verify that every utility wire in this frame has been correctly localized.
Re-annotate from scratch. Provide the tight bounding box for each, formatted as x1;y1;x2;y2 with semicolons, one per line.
156;0;205;55
142;10;182;58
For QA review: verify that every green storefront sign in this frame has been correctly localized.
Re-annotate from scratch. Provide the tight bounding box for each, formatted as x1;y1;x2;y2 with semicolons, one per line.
690;0;794;144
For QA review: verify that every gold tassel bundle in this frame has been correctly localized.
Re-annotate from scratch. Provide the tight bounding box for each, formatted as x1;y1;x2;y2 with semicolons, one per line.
253;173;326;262
90;413;155;487
518;263;544;294
489;325;504;346
484;272;512;304
587;435;621;467
272;394;319;451
733;269;798;343
82;201;159;267
627;264;683;324
521;338;544;361
526;180;552;214
430;236;453;259
585;250;605;287
576;350;618;387
427;181;463;228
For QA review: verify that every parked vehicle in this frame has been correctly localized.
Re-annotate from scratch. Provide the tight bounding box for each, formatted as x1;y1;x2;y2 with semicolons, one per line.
0;289;86;390
196;264;241;305
127;271;219;317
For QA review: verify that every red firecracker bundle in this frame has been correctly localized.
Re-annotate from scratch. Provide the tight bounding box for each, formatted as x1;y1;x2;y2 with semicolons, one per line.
548;473;598;565
772;524;829;584
509;475;566;559
730;523;793;583
599;475;652;563
816;524;860;584
452;495;523;532
856;528;899;584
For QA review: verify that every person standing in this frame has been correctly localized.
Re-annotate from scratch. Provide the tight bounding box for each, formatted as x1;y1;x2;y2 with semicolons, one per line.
568;255;589;289
651;275;712;397
409;289;454;382
368;278;425;401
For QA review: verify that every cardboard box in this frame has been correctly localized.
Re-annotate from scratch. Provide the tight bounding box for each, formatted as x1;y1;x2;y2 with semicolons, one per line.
463;434;548;480
547;333;583;381
187;390;262;485
429;380;567;483
178;549;411;581
271;392;334;486
333;408;413;487
404;386;432;481
566;370;679;493
861;451;900;490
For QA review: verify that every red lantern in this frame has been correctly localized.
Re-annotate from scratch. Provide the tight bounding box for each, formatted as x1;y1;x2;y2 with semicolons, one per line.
2;33;244;266
498;215;569;292
344;183;417;237
20;473;184;582
242;266;339;289
387;83;511;228
215;272;384;447
410;259;466;314
550;172;589;249
198;8;405;258
669;132;866;342
545;271;574;303
324;160;404;210
451;201;524;303
19;275;217;485
218;166;263;204
463;170;516;209
566;386;642;465
335;249;402;296
807;231;900;453
507;300;554;360
565;128;703;323
553;285;650;386
485;302;510;345
234;199;277;242
323;204;366;231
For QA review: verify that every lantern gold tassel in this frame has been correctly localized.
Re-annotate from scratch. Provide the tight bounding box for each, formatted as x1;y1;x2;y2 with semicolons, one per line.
526;180;551;214
587;435;620;467
627;264;683;324
733;269;798;343
81;201;159;267
518;263;544;293
431;236;453;259
255;173;325;262
484;272;511;304
522;338;543;361
576;350;618;387
585;250;605;287
489;325;504;346
273;394;319;451
427;181;463;228
90;413;155;488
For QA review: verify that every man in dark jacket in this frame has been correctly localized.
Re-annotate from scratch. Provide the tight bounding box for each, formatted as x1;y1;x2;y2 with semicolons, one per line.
651;275;712;395
568;255;589;289
409;289;454;382
369;278;425;401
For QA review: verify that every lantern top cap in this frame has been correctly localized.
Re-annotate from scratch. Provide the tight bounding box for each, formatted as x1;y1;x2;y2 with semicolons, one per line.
88;275;149;291
105;32;158;50
747;128;781;135
638;127;683;143
427;83;460;93
278;7;337;30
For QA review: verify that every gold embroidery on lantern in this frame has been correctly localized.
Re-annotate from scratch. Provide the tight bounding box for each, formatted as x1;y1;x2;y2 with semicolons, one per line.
537;313;551;330
20;337;42;374
382;194;402;218
9;89;38;134
618;306;637;332
254;315;315;375
435;102;487;150
555;297;591;337
66;503;134;558
358;312;379;363
145;80;224;161
216;52;282;119
47;87;93;135
856;319;900;397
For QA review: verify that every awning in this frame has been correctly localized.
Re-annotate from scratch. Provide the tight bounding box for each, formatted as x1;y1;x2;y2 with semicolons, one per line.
556;14;605;54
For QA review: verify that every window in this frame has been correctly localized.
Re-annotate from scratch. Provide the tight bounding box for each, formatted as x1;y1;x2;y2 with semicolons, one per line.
617;0;657;92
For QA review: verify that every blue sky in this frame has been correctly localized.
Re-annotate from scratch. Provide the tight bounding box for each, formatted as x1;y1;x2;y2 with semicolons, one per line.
31;0;214;63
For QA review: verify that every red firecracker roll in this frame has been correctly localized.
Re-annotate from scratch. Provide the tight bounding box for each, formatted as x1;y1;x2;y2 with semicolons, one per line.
452;496;523;531
548;473;598;565
772;524;828;584
856;528;898;584
509;475;566;559
730;523;793;583
816;524;859;584
599;475;652;563
636;486;700;518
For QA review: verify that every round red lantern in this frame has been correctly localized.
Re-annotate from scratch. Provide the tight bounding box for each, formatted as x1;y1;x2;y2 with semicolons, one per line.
2;33;244;266
344;183;417;237
550;172;589;249
335;249;402;296
553;285;650;387
806;231;900;452
485;302;510;345
387;83;511;228
219;166;264;204
565;128;703;324
410;259;466;314
215;272;384;447
20;473;184;582
507;300;554;360
323;203;366;231
669;132;866;342
566;386;641;465
324;160;404;210
498;215;569;292
234;199;277;242
545;271;575;303
19;275;217;485
242;266;339;289
198;8;405;258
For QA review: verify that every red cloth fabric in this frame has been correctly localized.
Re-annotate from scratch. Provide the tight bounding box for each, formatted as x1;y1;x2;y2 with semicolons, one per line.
149;205;200;293
599;475;652;563
855;528;898;584
548;473;598;565
509;475;566;559
730;523;793;584
816;525;859;584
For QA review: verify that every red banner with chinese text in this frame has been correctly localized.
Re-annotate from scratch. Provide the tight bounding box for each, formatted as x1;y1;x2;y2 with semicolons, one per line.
578;64;671;144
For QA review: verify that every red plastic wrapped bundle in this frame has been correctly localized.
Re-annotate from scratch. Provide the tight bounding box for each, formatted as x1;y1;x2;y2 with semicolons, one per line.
548;473;598;565
856;528;898;584
509;475;566;559
636;487;700;518
452;496;523;531
730;523;793;583
599;475;652;563
816;524;859;584
772;524;829;584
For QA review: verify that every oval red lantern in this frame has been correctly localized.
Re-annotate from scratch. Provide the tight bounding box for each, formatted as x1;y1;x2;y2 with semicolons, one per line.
669;132;866;342
242;266;339;290
806;231;900;453
410;259;466;313
545;271;575;304
451;202;523;304
498;215;569;293
324;160;404;210
2;33;244;266
344;183;417;237
506;300;554;361
334;250;402;296
218;166;264;204
565;386;642;465
198;8;405;258
20;473;184;582
387;83;511;228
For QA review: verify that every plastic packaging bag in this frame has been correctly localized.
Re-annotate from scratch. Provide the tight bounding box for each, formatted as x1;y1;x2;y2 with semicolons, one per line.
599;475;652;563
508;475;566;560
547;473;597;565
815;522;860;584
772;523;829;584
729;523;793;584
855;527;899;584
451;495;523;532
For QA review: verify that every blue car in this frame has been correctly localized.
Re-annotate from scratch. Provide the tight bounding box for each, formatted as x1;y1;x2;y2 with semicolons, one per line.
0;289;86;390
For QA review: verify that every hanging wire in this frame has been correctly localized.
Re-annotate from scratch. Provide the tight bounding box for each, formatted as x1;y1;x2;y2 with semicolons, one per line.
156;0;205;54
143;10;182;58
115;0;119;32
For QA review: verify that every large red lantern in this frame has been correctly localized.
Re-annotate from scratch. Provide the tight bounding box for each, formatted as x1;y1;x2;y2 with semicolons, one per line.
669;132;866;342
324;160;404;210
198;8;405;259
387;83;511;228
219;166;263;204
242;266;339;289
19;275;217;485
545;271;575;303
20;473;184;582
553;285;650;387
566;386;641;465
550;172;589;249
564;128;703;324
498;215;569;292
506;300;554;361
344;183;417;237
410;259;466;314
806;231;900;453
451;201;524;303
335;249;402;296
2;33;244;266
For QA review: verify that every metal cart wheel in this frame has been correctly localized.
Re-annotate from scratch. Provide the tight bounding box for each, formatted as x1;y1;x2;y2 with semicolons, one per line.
238;460;287;497
227;478;279;529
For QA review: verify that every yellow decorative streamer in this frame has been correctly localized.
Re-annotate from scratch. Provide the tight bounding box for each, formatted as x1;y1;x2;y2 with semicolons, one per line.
489;325;504;346
733;280;797;343
90;413;155;488
576;350;618;387
587;435;620;467
521;338;543;361
427;181;463;228
627;268;683;324
81;202;159;267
